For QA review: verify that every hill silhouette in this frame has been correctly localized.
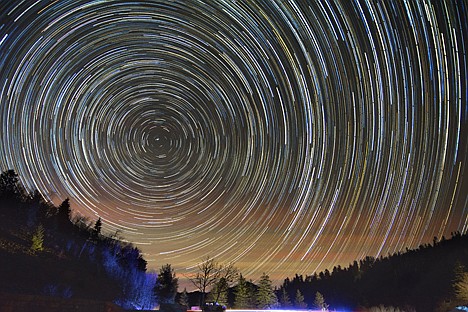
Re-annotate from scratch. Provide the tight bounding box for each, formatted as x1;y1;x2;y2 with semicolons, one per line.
0;170;156;310
277;232;468;311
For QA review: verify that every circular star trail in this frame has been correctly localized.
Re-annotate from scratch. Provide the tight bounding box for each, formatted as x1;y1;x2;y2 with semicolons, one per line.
0;0;467;285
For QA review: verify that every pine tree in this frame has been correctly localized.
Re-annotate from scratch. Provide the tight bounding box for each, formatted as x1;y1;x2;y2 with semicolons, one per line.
279;287;291;308
294;289;307;309
53;197;74;234
92;217;102;240
313;291;328;311
234;274;249;308
56;198;71;225
30;224;44;253
94;217;102;233
256;273;277;309
155;264;179;304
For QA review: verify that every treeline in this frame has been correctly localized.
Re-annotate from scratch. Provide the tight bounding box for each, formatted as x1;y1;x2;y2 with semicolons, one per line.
182;230;468;311
277;233;468;312
0;170;156;309
2;169;468;312
183;234;468;312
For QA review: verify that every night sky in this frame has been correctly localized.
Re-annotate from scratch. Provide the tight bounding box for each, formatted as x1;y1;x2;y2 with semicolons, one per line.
0;0;467;287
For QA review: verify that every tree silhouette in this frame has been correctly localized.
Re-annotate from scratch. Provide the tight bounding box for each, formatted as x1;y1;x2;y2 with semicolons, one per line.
92;217;102;240
155;263;179;304
94;217;102;234
55;198;72;232
57;198;71;220
189;256;221;308
0;169;22;201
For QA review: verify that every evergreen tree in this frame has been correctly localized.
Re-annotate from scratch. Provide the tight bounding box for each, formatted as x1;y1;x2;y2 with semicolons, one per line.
294;289;307;309
30;224;44;253
55;198;72;232
234;274;249;308
92;217;102;239
313;291;328;311
256;273;277;309
279;287;291;308
57;198;71;221
58;198;71;215
94;217;102;234
155;264;179;304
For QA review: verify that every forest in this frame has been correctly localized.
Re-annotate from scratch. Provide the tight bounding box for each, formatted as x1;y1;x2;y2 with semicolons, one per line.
276;232;468;312
0;170;155;310
0;169;467;312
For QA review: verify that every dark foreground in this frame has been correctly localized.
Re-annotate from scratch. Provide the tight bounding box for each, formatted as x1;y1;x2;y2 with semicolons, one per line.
0;292;124;312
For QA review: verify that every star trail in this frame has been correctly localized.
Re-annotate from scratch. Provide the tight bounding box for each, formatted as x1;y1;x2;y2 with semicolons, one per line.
0;0;466;286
